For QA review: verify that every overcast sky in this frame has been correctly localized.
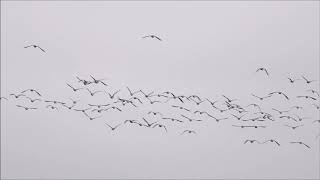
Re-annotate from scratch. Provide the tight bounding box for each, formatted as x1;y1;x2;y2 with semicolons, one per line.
1;1;319;179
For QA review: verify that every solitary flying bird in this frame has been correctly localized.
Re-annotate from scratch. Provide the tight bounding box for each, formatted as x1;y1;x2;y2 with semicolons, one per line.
256;67;269;76
24;45;45;52
142;35;162;41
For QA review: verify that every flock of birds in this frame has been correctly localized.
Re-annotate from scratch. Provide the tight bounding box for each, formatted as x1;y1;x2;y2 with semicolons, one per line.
1;37;320;150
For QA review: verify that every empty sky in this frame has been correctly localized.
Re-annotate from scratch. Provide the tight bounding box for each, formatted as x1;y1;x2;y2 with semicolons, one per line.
1;1;320;179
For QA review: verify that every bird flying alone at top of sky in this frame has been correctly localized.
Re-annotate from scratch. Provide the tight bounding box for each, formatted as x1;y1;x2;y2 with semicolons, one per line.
142;35;162;41
24;44;45;52
256;67;269;76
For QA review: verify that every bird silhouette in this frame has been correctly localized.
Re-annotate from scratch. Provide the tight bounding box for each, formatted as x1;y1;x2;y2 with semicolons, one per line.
162;117;183;123
181;130;196;135
152;123;167;132
181;114;202;122
256;67;269;76
284;124;304;130
307;89;319;97
24;44;45;52
10;93;26;99
244;139;261;144
142;35;162;41
262;139;280;146
269;91;289;100
251;94;271;100
66;83;84;92
287;77;300;83
16;105;37;110
21;89;41;96
126;87;141;96
86;88;103;96
290;141;311;148
142;117;157;127
301;76;316;84
25;97;41;103
105;123;121;131
90;75;107;86
297;95;317;100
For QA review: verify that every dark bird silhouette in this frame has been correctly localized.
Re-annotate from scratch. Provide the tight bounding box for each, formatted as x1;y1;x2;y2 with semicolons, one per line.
66;83;84;92
25;97;41;103
287;77;300;83
44;100;65;105
190;99;205;105
297;95;317;100
76;76;92;86
126;87;141;96
129;97;143;104
46;105;58;110
301;76;316;84
271;108;289;114
262;139;280;146
0;97;8;101
69;98;79;104
106;90;121;99
90;75;108;86
62;104;75;110
74;108;91;113
290;141;311;148
142;117;157;127
105;123;121;131
10;93;26;99
148;111;163;117
293;114;309;121
251;94;271;100
244;139;261;144
142;35;162;41
86;88;102;96
290;106;303;110
148;99;162;105
91;108;108;113
172;105;190;112
242;117;265;122
232;125;266;129
84;113;102;120
107;106;122;112
284;124;304;130
256;67;269;76
140;90;154;100
24;44;45;52
124;119;138;124
152;123;167;132
181;114;202;122
88;104;110;108
279;116;298;122
269;91;289;100
162;117;183;123
181;130;196;135
222;95;237;103
21;89;41;96
16;105;37;110
205;98;219;107
230;114;247;120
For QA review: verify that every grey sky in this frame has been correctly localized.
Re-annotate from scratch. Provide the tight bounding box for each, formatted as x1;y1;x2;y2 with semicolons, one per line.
1;1;319;179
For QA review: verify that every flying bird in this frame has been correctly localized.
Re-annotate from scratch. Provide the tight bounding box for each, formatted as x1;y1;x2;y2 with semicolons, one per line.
142;117;157;127
269;91;289;100
142;35;162;41
181;130;196;135
256;67;269;76
10;93;26;99
21;89;41;96
126;87;141;96
16;105;37;110
296;95;317;100
24;44;45;52
105;123;121;131
152;123;167;132
244;139;261;144
25;97;41;103
66;84;84;92
284;124;304;130
301;76;317;84
251;94;271;101
262;139;280;146
86;88;103;96
287;77;300;83
290;141;311;148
